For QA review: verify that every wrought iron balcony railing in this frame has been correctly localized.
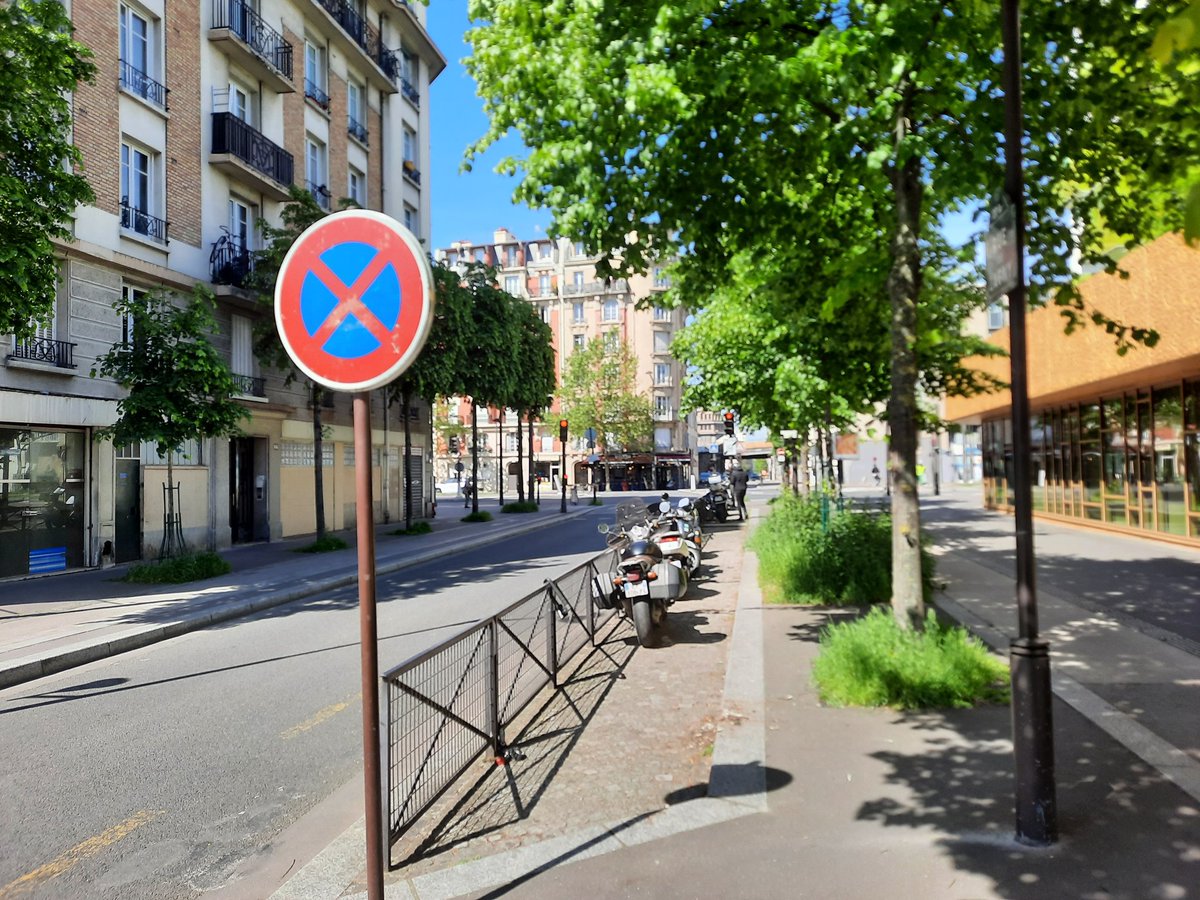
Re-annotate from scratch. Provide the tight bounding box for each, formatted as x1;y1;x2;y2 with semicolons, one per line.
314;0;399;83
210;112;294;187
120;201;170;244
307;181;332;210
211;0;293;80
9;337;76;369
209;235;254;287
119;59;169;109
305;78;331;111
348;115;368;145
400;77;419;106
232;373;266;397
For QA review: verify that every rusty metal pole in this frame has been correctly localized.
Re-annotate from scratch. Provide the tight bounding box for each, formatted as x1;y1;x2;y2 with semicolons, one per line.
353;392;385;896
1000;0;1057;846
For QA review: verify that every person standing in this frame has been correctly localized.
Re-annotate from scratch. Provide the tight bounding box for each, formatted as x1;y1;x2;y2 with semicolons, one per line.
728;462;749;520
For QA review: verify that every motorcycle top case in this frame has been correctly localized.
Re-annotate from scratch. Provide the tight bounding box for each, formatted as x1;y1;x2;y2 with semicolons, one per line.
649;560;682;601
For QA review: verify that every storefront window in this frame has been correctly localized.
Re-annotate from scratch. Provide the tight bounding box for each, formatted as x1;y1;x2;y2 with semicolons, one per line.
0;428;86;577
1080;403;1102;505
1186;381;1200;521
1154;385;1185;535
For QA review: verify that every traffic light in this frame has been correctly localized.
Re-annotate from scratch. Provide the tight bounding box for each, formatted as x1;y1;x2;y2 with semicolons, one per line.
559;418;569;442
449;435;459;454
723;412;735;436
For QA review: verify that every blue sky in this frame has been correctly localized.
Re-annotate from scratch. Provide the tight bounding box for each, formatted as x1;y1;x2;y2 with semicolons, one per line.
426;1;551;252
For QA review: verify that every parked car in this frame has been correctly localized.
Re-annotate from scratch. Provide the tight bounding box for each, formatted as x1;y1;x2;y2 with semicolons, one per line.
436;478;466;495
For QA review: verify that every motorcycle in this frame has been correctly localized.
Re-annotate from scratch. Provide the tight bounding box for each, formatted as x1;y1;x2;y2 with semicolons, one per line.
699;474;730;524
598;501;687;647
649;495;704;576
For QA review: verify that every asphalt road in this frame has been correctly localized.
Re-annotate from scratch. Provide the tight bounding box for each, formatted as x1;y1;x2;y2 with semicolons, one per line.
0;505;617;900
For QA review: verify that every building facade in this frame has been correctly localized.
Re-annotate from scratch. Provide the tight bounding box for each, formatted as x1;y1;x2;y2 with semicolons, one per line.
433;229;693;491
1;0;444;578
945;232;1200;545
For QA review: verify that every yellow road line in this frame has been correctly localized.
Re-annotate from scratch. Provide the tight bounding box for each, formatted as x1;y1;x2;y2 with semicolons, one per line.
280;691;361;740
0;809;162;899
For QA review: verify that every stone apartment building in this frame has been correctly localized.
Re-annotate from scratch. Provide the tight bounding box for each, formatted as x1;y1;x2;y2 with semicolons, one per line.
0;0;444;579
433;228;694;492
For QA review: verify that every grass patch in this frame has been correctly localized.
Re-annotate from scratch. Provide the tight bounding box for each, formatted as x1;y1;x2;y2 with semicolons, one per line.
389;521;432;536
295;535;349;554
123;551;231;584
588;498;603;506
462;510;493;523
812;607;1010;710
748;492;934;604
501;501;539;514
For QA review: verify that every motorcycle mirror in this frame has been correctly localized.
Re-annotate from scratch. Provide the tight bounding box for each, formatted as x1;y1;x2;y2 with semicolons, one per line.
659;500;671;513
597;523;610;534
678;498;691;510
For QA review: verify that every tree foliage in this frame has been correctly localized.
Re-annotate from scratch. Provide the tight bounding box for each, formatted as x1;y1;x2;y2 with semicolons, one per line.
0;0;95;340
558;338;653;453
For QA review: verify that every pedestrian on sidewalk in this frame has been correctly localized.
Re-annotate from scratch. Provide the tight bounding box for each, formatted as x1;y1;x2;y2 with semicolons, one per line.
729;461;749;520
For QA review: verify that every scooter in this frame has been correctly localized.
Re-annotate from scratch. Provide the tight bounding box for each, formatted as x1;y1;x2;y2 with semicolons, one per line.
598;501;684;647
701;475;730;523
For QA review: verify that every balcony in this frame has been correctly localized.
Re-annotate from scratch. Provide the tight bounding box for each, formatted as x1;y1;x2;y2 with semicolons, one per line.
563;279;630;296
209;0;294;93
348;115;369;145
209;112;294;201
210;235;253;288
313;0;400;91
305;78;331;112
653;407;675;423
120;201;170;245
7;337;76;370
119;59;169;110
402;159;421;185
232;373;266;398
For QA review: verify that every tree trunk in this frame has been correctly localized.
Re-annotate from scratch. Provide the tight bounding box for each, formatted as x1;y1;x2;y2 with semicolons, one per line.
470;401;480;514
165;450;178;558
497;409;504;507
312;383;327;541
528;415;536;503
403;387;413;530
515;408;526;503
887;80;926;631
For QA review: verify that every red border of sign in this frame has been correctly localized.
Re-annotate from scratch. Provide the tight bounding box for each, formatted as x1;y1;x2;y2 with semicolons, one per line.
275;210;434;392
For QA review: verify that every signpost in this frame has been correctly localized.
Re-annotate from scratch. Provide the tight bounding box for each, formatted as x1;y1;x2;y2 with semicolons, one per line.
275;209;434;898
585;428;597;502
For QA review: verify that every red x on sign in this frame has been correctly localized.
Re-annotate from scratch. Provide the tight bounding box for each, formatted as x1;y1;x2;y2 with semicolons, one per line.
275;210;434;392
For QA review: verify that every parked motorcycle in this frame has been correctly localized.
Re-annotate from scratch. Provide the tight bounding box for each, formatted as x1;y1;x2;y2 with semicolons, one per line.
699;475;730;524
598;501;688;647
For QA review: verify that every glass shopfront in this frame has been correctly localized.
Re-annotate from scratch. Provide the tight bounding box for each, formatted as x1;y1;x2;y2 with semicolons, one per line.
981;379;1200;541
0;428;86;577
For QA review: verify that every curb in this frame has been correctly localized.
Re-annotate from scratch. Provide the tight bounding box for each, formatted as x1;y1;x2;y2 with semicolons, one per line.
0;508;595;691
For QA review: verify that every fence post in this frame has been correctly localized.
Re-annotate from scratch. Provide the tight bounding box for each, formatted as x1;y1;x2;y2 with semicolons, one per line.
586;562;596;646
487;620;502;759
546;583;559;688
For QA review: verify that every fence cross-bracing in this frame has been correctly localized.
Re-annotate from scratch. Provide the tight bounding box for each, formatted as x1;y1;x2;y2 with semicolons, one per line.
382;547;620;848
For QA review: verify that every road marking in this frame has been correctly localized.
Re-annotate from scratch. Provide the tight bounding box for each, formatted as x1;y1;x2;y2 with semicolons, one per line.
281;692;361;740
0;809;162;899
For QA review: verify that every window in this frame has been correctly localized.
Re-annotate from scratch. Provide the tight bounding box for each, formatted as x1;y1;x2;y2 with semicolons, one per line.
653;306;671;321
121;284;149;345
305;136;328;209
505;246;518;266
653;331;671;353
348;166;366;206
539;305;550;323
304;41;329;109
572;334;586;352
231;314;253;379
538;273;551;296
228;197;254;252
603;330;619;351
504;275;520;295
573;241;585;257
655;395;671;417
119;4;165;107
572;302;584;323
120;141;164;241
229;80;255;126
403;204;418;236
400;50;417;86
987;301;1007;331
602;299;618;322
573;271;584;289
654;363;670;385
403;126;417;164
347;80;367;143
653;266;671;288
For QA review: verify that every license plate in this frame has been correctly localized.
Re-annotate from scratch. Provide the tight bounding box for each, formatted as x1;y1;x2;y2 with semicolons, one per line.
624;580;650;598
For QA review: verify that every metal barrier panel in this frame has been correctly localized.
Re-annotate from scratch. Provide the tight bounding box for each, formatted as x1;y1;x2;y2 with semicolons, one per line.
495;589;554;726
385;625;492;840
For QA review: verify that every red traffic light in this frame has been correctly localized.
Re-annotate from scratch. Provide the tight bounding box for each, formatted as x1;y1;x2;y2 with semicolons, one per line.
723;412;735;436
559;418;569;441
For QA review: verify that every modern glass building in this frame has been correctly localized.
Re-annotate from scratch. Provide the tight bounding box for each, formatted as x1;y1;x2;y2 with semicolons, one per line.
947;233;1200;546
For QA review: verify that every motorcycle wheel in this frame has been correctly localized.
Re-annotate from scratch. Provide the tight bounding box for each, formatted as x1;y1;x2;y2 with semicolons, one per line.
716;506;728;523
632;600;656;647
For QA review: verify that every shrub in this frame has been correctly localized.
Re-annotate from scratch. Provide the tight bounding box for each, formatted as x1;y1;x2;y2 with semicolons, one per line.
390;521;433;536
501;501;539;514
812;607;1010;710
462;510;493;523
749;492;933;604
295;535;348;554
123;551;231;584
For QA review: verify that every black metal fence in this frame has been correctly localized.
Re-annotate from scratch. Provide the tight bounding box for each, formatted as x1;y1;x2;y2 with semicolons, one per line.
9;337;76;369
211;112;294;187
382;547;620;848
211;0;293;81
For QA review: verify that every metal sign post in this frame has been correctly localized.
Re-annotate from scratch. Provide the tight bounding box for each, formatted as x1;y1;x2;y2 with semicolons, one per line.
275;210;434;898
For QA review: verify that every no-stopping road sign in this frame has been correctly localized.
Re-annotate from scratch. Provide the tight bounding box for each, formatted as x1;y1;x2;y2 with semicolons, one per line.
275;209;434;392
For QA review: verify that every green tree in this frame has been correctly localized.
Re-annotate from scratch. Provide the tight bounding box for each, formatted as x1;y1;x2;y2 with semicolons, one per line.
245;187;335;539
558;338;652;455
91;287;247;557
506;297;556;502
465;0;1199;627
0;0;95;340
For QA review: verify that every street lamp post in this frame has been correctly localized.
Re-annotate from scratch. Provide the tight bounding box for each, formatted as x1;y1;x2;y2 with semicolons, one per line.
1000;0;1057;846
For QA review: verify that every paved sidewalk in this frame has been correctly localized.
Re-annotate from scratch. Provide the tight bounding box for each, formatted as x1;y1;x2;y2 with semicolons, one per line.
0;497;593;690
266;487;1200;899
